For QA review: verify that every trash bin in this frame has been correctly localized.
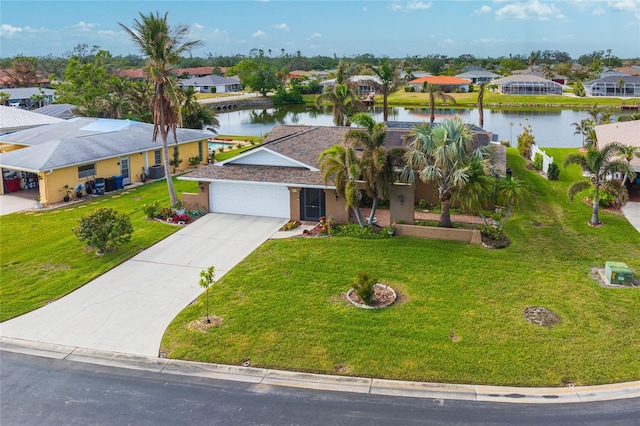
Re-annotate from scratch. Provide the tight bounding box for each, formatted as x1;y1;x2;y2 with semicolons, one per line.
114;174;124;190
105;176;116;192
94;181;105;195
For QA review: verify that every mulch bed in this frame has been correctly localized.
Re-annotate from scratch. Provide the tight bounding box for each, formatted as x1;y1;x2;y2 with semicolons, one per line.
347;284;397;309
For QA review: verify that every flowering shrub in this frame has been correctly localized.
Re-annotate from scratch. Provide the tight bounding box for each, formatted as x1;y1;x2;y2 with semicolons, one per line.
172;214;190;223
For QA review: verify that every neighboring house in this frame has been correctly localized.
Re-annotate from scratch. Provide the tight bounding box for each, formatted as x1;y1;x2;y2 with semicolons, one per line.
455;68;500;84
0;105;63;135
33;104;77;120
288;70;331;80
613;66;640;76
175;67;227;78
582;75;640;97
320;75;382;95
116;69;147;82
0;117;211;203
491;75;562;95
595;120;640;183
177;75;242;93
511;69;568;85
407;76;471;93
180;122;503;225
0;87;56;109
400;70;431;81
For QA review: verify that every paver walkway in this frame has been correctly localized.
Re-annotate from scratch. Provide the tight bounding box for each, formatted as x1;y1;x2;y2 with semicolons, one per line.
0;214;287;356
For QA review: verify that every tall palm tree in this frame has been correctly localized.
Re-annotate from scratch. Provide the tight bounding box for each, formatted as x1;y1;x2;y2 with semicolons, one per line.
365;58;401;121
345;113;391;225
427;83;456;125
119;11;201;206
402;117;491;228
315;83;359;126
563;143;634;226
318;144;365;227
477;82;486;128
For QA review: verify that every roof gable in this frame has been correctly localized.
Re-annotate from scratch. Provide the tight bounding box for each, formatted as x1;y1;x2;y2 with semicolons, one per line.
220;147;315;169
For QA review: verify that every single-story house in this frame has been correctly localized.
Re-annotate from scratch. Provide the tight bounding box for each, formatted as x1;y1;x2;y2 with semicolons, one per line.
179;122;504;225
595;120;640;183
320;76;383;96
177;75;242;94
1;87;56;109
583;75;640;97
33;104;77;120
511;69;568;85
491;75;562;95
400;70;431;81
0;117;211;204
455;68;500;84
407;76;471;93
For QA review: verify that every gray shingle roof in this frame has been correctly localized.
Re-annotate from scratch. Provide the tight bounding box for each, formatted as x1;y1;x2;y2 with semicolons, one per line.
0;117;211;172
34;104;76;119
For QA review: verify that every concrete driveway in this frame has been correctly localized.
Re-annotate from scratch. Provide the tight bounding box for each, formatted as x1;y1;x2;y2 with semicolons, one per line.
0;214;286;356
622;201;640;233
0;193;37;215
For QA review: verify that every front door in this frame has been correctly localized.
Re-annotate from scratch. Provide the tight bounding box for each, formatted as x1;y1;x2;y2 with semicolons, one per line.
300;188;325;222
120;157;130;185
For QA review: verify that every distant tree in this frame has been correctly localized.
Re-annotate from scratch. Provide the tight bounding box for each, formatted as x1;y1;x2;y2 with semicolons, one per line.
315;83;360;126
181;86;219;131
427;83;456;125
199;266;217;324
477;82;486;128
229;58;279;96
5;56;40;87
364;58;401;122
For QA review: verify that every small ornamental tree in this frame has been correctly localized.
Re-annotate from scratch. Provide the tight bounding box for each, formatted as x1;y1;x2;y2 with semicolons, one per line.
199;266;216;323
351;271;377;305
73;208;133;254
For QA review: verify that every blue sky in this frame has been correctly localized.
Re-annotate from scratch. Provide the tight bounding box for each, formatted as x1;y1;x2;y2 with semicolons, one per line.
1;0;639;60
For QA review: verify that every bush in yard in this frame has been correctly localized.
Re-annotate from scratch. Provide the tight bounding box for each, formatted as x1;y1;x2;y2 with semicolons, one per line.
73;208;133;254
517;120;535;159
533;153;543;171
351;271;377;305
141;201;161;218
547;162;560;180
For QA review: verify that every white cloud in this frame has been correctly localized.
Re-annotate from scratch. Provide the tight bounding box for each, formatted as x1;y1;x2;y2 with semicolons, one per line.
310;32;322;39
609;0;640;12
389;1;403;11
274;23;289;31
69;21;99;31
441;38;456;46
0;24;23;36
495;0;562;20
191;23;204;31
406;1;431;10
476;5;491;14
252;30;267;38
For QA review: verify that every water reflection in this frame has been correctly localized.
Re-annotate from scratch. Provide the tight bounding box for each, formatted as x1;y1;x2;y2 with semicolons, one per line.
218;105;592;148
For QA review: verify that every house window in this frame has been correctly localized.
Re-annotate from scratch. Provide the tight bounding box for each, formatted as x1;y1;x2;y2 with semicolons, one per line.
78;163;96;179
154;149;161;165
198;141;203;160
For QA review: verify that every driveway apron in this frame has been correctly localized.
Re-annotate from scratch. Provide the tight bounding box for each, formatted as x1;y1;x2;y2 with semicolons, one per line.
622;202;640;234
0;214;287;356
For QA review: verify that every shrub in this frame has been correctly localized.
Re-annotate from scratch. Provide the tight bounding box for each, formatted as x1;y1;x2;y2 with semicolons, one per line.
328;223;389;239
73;208;133;254
587;187;616;207
517;120;535;159
171;213;190;223
188;156;202;167
159;207;175;220
350;271;378;305
533;153;543;171
417;199;427;211
547;162;560;180
141;201;161;218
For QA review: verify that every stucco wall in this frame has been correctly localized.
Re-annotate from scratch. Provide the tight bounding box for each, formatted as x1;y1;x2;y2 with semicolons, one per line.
389;184;415;225
288;187;301;221
324;189;349;224
182;181;210;213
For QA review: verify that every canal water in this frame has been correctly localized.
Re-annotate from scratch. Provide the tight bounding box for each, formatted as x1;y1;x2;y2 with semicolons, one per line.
216;105;596;148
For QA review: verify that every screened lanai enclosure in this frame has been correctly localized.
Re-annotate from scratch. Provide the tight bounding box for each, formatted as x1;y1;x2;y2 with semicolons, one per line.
583;76;640;97
493;75;563;95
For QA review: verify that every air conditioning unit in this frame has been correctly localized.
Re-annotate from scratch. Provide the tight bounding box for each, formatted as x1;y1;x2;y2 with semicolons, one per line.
148;165;164;179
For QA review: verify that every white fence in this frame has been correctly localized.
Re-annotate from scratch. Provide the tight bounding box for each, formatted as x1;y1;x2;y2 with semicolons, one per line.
529;144;554;174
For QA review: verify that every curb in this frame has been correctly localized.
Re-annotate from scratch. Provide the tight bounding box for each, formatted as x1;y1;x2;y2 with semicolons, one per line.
2;337;639;404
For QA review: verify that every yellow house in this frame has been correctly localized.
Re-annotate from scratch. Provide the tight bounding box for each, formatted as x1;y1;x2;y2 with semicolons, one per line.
0;117;211;205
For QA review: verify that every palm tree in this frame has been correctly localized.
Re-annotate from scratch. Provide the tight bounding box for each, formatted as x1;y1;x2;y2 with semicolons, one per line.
402;117;491;228
570;119;591;148
315;83;359;126
345;113;391;225
620;144;640;184
181;86;219;132
365;58;401;121
477;82;485;128
427;83;456;125
318;144;365;227
616;78;625;96
617;113;640;122
119;11;201;206
563;143;634;225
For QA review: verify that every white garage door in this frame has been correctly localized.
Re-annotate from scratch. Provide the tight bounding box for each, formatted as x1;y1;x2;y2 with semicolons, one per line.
209;181;290;218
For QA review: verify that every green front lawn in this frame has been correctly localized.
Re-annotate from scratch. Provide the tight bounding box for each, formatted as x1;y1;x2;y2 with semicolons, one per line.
161;148;640;386
0;177;198;322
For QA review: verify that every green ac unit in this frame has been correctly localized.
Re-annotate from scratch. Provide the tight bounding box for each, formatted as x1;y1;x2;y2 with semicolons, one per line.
604;261;633;285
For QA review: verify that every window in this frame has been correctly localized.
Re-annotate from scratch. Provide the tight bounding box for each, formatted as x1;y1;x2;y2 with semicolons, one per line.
78;163;96;179
154;149;161;165
198;141;203;160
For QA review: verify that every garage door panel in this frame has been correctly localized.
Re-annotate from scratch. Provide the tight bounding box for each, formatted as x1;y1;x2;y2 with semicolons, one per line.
210;182;290;218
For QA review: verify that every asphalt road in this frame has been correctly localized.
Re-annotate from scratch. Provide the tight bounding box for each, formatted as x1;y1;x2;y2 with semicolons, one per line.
2;351;640;426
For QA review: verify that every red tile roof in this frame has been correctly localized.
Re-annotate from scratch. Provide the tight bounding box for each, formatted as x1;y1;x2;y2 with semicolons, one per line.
408;76;471;85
